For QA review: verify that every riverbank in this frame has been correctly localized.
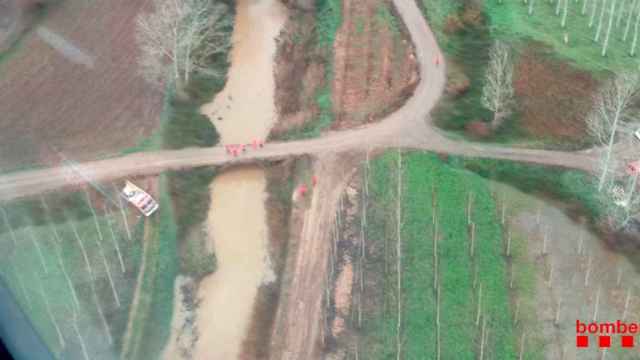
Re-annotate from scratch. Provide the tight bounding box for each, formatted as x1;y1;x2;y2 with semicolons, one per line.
238;159;296;359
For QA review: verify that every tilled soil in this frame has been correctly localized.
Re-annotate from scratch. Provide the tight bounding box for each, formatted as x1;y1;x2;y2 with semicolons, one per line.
514;46;597;143
269;152;362;360
272;0;418;137
332;0;418;128
0;0;163;170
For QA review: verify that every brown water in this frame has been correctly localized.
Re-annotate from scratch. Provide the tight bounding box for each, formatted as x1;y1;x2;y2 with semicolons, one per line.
189;0;286;359
200;0;286;143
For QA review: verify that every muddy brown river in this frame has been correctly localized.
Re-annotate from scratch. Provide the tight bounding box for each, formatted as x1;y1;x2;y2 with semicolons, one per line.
188;0;286;359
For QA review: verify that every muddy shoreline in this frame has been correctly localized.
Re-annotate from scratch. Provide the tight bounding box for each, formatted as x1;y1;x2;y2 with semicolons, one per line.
239;159;296;359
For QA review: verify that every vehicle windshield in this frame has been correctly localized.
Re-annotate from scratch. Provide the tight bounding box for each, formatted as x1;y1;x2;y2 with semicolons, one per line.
2;0;640;359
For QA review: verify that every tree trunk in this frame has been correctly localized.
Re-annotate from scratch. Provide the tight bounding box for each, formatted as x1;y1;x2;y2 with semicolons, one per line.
529;0;537;15
623;0;638;40
632;6;640;54
593;285;601;321
28;227;48;274
598;106;623;190
112;183;132;242
395;151;403;360
595;0;608;41
518;332;526;360
622;288;632;320
583;0;590;15
602;0;617;55
72;315;90;360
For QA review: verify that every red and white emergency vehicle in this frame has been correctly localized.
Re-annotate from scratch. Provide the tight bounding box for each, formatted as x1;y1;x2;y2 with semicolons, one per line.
121;181;159;216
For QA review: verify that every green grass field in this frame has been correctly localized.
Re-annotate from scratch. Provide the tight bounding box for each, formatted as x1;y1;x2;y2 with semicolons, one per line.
124;175;179;360
360;152;540;359
0;194;143;359
487;0;640;73
453;157;603;221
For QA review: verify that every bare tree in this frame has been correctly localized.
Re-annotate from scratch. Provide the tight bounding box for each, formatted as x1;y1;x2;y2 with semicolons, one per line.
518;332;527;360
587;72;640;190
112;183;132;242
136;0;231;92
72;313;89;360
395;150;403;360
529;0;537;15
595;0;608;41
622;288;632;320
602;0;618;55
623;0;638;41
631;1;640;54
481;41;515;129
38;276;65;349
583;0;590;15
562;0;570;28
593;285;602;321
556;0;563;15
27;227;47;275
601;169;640;227
585;254;593;287
0;206;17;247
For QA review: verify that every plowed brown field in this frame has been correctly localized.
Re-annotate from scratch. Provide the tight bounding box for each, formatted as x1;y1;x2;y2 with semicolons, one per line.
332;0;418;128
0;0;163;170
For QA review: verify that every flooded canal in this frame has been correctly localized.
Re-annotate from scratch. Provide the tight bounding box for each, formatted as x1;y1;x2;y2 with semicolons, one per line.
190;0;287;358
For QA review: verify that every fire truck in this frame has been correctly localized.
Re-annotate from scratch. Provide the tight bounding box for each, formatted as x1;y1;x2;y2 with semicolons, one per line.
121;181;159;216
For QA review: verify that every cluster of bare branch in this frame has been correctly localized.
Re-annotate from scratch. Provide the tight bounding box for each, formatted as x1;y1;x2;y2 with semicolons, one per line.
136;0;232;90
481;41;515;130
587;72;640;228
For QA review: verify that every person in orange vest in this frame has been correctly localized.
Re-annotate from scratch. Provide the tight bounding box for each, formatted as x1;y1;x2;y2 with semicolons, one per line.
312;175;318;187
298;184;308;197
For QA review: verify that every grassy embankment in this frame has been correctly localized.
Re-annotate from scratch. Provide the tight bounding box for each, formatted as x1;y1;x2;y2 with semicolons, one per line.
123;175;179;360
122;5;234;360
0;193;144;359
124;88;226;358
278;0;342;139
360;152;545;359
452;157;603;221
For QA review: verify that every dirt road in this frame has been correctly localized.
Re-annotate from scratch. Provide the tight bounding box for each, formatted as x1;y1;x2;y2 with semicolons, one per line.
268;153;360;360
0;129;596;202
0;0;602;202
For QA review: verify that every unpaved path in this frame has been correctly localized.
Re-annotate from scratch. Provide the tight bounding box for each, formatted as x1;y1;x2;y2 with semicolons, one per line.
269;153;360;360
0;129;597;202
0;0;601;202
